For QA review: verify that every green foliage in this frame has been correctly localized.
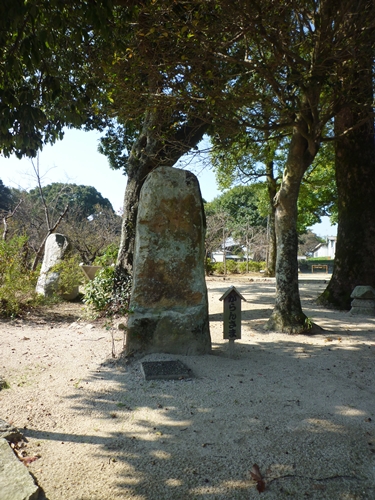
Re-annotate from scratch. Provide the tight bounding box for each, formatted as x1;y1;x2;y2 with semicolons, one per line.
212;262;224;274
0;180;13;211
237;262;248;274
212;260;266;275
226;259;239;274
51;254;83;297
93;244;119;267
83;266;132;317
210;132;337;236
28;183;114;221
206;185;266;229
238;261;266;273
0;0;111;158
210;131;286;192
297;141;337;231
205;257;215;276
0;236;40;317
98;122;139;174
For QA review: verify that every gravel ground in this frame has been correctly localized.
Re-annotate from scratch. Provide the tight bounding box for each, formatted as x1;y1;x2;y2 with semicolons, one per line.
0;275;375;499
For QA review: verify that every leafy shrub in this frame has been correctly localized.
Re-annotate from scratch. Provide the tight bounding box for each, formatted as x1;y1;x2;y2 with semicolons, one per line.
238;260;266;272
83;266;132;317
205;257;215;275
249;260;266;272
93;244;119;266
211;259;266;275
52;254;84;296
212;262;224;274
0;236;40;317
226;259;239;274
238;262;248;274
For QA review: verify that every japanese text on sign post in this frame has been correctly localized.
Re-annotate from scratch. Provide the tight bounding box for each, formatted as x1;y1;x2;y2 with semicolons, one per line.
228;293;239;339
223;290;242;340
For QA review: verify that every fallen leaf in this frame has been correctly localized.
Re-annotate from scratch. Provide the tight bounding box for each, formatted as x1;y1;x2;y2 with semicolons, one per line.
325;338;333;342
250;463;266;493
20;455;39;465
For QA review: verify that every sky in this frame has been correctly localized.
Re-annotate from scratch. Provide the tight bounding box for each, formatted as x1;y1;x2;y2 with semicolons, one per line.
0;128;220;213
0;128;337;236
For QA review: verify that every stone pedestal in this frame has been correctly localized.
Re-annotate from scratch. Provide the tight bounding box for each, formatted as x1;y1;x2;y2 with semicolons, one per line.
349;286;375;315
127;166;211;356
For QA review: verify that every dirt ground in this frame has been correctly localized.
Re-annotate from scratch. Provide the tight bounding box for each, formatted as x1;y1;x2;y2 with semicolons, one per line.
1;275;375;499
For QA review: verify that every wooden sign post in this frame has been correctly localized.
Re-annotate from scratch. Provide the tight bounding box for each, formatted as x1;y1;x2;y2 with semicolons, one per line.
219;286;246;357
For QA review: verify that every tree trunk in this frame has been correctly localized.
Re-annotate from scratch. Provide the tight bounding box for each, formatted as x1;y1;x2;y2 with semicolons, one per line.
267;128;315;332
319;66;375;308
115;112;208;286
265;161;277;277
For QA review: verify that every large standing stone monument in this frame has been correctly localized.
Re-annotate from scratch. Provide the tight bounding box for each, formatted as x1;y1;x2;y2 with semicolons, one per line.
126;166;211;356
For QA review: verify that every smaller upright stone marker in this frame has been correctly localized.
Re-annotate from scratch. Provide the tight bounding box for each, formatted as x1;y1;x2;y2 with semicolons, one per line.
36;233;72;298
349;286;375;315
220;286;246;356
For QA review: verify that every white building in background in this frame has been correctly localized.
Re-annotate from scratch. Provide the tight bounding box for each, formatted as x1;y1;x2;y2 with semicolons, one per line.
210;251;241;263
210;236;245;262
312;236;336;259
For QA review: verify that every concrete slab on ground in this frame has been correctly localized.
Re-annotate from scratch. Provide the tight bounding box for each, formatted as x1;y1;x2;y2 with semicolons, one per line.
140;360;193;380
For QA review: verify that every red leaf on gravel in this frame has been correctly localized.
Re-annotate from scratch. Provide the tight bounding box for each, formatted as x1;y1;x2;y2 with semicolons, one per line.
250;463;266;493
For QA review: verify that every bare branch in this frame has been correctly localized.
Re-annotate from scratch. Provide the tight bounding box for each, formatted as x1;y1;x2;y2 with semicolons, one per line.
2;199;23;241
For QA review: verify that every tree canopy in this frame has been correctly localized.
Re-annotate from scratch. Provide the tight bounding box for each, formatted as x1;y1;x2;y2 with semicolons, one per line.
205;185;266;228
0;179;12;211
27;183;113;220
0;0;112;158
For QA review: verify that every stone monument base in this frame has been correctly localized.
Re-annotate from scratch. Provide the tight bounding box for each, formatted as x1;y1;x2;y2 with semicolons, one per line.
127;307;210;356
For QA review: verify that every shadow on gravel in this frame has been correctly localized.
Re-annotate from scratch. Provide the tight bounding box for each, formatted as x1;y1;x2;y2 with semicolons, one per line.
24;339;375;499
22;277;375;499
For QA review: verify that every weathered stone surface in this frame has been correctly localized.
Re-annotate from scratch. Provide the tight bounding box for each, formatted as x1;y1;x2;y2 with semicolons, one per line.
351;298;375;308
350;285;375;300
127;166;211;356
36;233;78;299
349;286;375;315
350;306;375;315
0;438;39;500
0;419;24;443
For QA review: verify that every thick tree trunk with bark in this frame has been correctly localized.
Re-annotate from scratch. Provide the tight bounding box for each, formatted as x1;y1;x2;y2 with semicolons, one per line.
115;112;208;286
320;110;375;308
267;128;315;333
319;50;375;309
